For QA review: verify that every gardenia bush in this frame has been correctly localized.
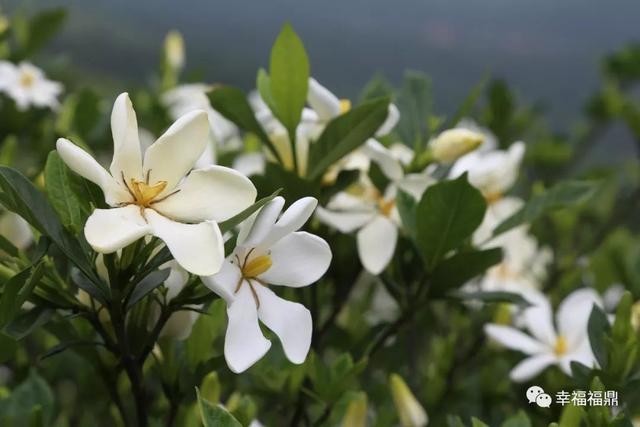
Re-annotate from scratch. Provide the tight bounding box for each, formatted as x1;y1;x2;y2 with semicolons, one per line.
0;8;638;427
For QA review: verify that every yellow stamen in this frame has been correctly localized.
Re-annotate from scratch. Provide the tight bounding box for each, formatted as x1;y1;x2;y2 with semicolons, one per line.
129;179;167;207
554;336;568;356
242;255;272;278
339;99;352;113
378;198;396;217
20;72;34;88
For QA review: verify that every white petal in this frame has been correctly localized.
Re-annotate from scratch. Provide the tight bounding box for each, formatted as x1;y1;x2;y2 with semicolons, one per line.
559;339;597;374
224;284;271;373
84;205;151;253
357;215;397;274
315;206;374;233
258;232;331;287
163;263;189;300
142;110;210;193
145;209;224;276
307;77;341;121
202;259;242;303
153;166;256;222
556;288;602;346
397;173;434;200
161;309;199;340
520;289;557;347
0;212;33;250
254;285;312;364
233;152;265;177
510;354;556;382
238;196;285;247
109;93;143;181
56;138;127;205
484;324;545;354
260;197;317;248
362;139;403;181
375;103;400;137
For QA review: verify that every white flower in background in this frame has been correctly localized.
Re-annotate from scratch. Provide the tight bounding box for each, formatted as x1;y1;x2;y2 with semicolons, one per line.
390;373;428;427
250;77;399;177
203;196;331;373
428;128;484;164
162;84;239;165
232;152;265;177
0;61;63;111
340;393;368;427
484;288;602;382
317;140;433;274
455;118;498;153
0;211;33;250
450;141;525;202
57;93;256;275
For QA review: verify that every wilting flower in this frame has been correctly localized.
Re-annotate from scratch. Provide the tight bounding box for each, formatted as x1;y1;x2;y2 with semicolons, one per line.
0;61;62;111
57;93;256;275
450;141;525;203
484;288;601;382
317;141;432;274
203;196;331;373
390;373;428;427
429;128;484;164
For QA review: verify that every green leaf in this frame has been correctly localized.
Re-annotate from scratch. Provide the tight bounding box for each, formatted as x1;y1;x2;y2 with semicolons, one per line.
185;300;227;368
269;23;309;143
125;268;170;310
472;418;490;427
208;86;281;162
0;262;45;327
558;403;586;427
3;307;54;340
501;411;531;427
44;151;88;233
20;8;66;57
493;180;599;236
587;305;611;369
0;370;54;425
219;189;282;234
448;290;531;306
396;190;417;239
396;71;433;149
256;68;276;112
0;166;102;287
431;248;502;294
307;97;390;180
196;387;242;427
415;174;486;270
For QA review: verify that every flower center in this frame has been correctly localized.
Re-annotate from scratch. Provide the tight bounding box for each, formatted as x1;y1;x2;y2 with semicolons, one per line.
19;71;35;88
484;191;503;205
554;335;568;356
241;254;272;278
339;99;352;113
129;178;167;207
378;198;396;217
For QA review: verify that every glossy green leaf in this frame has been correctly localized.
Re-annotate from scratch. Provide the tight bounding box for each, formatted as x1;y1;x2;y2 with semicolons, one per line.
587;305;611;369
0;262;44;327
44;151;88;233
448;290;531;306
396;71;433;149
269;23;309;142
431;248;502;294
125;268;170;310
307;97;390;180
196;387;242;427
415;174;486;270
493;180;599;236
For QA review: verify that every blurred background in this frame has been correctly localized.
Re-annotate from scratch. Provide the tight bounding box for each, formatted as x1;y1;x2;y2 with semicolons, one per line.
7;0;640;125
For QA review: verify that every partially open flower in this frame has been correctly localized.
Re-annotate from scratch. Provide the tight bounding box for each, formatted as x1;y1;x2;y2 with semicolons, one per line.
203;196;331;373
57;93;257;275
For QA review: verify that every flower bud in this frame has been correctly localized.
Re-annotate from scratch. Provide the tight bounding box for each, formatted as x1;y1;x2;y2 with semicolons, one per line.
200;372;221;404
341;392;367;427
164;30;185;72
430;128;483;164
631;300;640;332
390;374;428;427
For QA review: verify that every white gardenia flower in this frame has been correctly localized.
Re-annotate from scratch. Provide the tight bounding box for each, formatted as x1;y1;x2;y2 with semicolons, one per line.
0;61;63;111
56;93;257;275
450;141;525;201
316;140;433;275
484;288;602;382
0;211;33;250
429;128;484;164
203;196;331;373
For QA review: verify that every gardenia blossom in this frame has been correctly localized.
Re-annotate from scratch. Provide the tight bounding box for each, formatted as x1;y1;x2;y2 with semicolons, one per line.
316;140;433;274
0;61;63;111
0;211;33;250
250;77;399;177
203;196;331;373
484;288;601;382
57;93;256;275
